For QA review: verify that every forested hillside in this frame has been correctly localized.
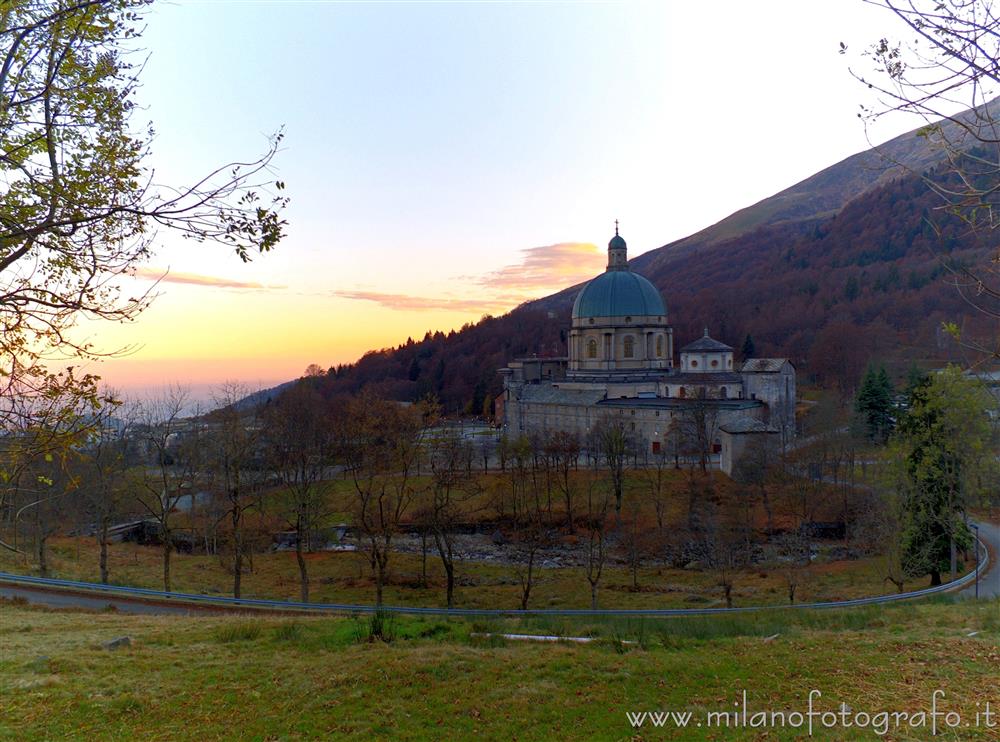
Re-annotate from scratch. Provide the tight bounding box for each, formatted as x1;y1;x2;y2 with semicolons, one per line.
310;161;992;413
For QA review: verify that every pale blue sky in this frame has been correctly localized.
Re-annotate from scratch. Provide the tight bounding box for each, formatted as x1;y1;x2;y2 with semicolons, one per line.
89;0;934;393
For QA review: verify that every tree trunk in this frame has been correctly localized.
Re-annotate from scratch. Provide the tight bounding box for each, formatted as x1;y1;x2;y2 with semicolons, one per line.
762;487;773;536
232;500;243;599
37;535;48;578
375;564;385;607
520;552;534;610
445;561;454;609
98;519;109;585
162;538;172;592
724;582;733;608
420;531;428;588
930;569;942;586
590;582;598;610
234;547;243;599
950;538;957;583
296;532;309;603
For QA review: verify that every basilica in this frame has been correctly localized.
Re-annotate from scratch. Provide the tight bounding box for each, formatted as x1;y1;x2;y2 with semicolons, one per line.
498;227;796;474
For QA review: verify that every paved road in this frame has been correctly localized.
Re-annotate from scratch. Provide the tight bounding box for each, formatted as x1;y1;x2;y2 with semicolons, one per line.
957;520;1000;599
0;584;212;615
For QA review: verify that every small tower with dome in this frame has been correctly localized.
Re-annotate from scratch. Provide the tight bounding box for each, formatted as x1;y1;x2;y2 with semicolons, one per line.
567;225;673;375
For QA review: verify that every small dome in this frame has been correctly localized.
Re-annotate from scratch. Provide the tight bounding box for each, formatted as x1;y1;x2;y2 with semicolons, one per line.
572;270;666;319
609;233;626;251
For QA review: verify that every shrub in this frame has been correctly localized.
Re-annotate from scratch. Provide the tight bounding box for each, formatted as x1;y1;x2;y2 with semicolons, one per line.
214;622;262;643
354;610;396;644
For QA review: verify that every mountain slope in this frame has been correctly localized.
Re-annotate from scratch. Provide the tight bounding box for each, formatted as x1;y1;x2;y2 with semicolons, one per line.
308;111;996;411
633;96;1000;274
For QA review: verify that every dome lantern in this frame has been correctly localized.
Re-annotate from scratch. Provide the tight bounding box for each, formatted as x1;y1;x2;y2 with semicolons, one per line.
607;219;628;271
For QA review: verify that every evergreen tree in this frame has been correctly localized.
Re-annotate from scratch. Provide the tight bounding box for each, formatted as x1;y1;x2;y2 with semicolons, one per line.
740;334;756;360
875;366;896;438
855;365;895;443
892;367;995;585
904;364;928;401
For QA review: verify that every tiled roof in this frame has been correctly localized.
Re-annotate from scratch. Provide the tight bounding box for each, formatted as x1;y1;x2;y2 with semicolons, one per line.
740;358;790;373
680;335;733;353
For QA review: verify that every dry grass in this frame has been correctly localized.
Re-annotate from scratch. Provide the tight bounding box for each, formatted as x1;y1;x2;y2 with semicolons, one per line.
0;598;997;740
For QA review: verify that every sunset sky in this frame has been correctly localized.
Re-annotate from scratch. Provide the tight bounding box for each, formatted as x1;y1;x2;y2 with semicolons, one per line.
80;0;943;397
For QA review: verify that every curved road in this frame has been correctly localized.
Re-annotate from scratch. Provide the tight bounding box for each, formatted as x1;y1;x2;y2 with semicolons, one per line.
2;521;996;616
958;519;1000;599
0;583;205;615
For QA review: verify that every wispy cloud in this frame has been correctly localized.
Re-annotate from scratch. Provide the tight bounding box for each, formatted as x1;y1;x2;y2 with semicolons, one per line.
132;267;286;291
335;242;605;314
334;290;519;313
473;242;604;292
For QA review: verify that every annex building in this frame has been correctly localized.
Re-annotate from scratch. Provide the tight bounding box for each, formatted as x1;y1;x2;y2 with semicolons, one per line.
499;227;796;474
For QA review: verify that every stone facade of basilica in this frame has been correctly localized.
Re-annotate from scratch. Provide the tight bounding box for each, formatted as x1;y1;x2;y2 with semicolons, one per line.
499;228;796;474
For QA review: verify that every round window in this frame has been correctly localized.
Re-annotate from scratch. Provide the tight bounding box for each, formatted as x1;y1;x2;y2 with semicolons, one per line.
691;360;698;368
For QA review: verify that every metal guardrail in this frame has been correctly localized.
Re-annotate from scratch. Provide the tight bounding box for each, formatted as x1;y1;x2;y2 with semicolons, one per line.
0;536;989;618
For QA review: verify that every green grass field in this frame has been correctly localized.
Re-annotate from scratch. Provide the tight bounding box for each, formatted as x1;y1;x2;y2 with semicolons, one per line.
1;597;998;740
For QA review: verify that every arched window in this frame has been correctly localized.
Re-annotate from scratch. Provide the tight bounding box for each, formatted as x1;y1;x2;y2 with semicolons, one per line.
587;338;598;359
656;335;664;357
623;335;635;358
679;387;687;398
720;386;728;399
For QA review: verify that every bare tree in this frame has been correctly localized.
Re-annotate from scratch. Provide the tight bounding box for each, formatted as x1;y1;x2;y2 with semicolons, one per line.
545;429;580;532
583;475;611;609
639;446;673;531
690;488;747;608
773;532;812;604
677;396;721;473
590;416;633;515
506;438;551;610
261;381;334;602
616;500;661;591
425;429;479;608
512;509;550;611
80;394;136;583
208;383;266;599
132;387;189;592
731;434;782;536
340;392;435;606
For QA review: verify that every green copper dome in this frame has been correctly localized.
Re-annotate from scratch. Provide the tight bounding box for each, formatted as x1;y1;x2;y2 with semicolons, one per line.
609;233;627;251
572;270;666;319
